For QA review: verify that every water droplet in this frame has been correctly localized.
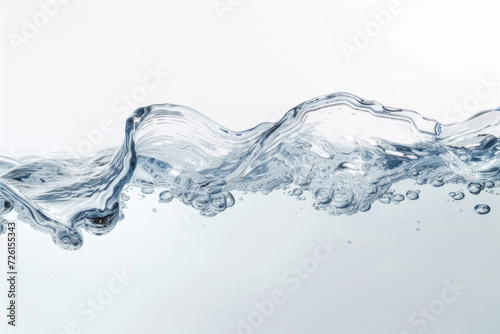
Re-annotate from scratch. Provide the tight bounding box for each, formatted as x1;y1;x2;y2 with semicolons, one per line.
406;190;419;200
347;240;351;244
293;188;304;196
158;190;174;203
152;208;157;212
474;204;490;215
416;228;420;231
121;194;130;201
485;181;495;188
239;197;243;201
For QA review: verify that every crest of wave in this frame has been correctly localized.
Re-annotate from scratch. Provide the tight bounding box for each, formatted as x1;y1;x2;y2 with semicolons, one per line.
1;93;499;249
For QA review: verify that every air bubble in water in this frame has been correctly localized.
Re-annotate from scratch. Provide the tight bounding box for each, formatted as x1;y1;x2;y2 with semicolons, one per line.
379;196;391;204
432;179;444;187
314;188;332;205
200;209;217;217
450;191;465;200
141;187;155;195
293;188;303;196
393;194;405;202
406;190;419;200
223;191;235;208
210;193;227;212
474;204;490;215
158;190;174;203
468;183;482;195
121;194;130;201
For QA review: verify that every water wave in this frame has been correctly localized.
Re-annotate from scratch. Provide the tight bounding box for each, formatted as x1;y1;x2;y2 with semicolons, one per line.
1;93;499;249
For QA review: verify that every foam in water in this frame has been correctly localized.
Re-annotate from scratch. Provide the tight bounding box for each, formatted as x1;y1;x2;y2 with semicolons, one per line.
0;92;499;250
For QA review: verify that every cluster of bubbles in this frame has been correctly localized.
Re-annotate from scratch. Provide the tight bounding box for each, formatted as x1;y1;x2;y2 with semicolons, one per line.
123;176;496;217
378;189;419;204
447;181;496;215
286;187;307;201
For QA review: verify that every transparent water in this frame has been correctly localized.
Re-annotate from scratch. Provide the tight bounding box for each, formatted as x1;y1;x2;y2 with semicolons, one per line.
1;92;499;250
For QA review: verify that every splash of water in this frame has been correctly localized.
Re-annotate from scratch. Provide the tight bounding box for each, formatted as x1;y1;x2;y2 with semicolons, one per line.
1;93;499;250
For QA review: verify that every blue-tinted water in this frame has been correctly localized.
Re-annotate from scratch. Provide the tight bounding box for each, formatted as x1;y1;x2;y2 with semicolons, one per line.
0;93;499;249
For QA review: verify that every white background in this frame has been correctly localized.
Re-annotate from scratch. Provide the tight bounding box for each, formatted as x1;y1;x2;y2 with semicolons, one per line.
1;0;500;333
